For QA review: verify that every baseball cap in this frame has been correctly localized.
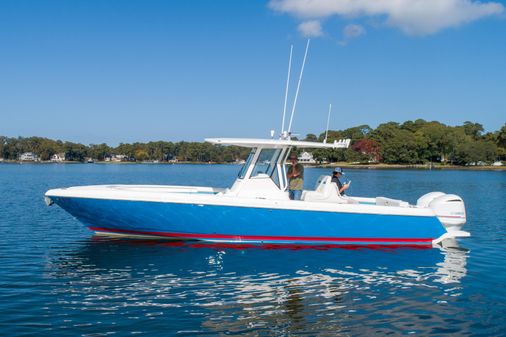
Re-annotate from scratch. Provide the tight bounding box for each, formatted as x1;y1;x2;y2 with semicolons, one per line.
333;167;345;174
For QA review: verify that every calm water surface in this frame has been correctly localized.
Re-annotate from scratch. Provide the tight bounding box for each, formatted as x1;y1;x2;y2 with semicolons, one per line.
0;164;505;336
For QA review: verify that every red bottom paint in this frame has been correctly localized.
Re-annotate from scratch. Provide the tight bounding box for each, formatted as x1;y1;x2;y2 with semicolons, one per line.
89;226;433;245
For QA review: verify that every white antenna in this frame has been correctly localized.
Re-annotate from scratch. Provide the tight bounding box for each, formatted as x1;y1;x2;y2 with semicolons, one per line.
287;39;310;134
324;103;332;143
281;45;293;137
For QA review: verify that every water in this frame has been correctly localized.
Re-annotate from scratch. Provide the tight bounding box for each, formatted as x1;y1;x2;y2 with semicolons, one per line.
0;163;505;336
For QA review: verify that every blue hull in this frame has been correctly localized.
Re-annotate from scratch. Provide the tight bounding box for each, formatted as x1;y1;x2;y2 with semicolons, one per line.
51;197;446;246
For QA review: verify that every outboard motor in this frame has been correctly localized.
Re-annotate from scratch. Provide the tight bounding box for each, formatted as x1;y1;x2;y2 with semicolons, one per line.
416;192;445;208
429;194;467;231
418;192;470;245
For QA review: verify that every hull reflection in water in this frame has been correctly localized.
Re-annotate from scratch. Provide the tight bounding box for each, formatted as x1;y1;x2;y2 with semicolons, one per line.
47;239;468;335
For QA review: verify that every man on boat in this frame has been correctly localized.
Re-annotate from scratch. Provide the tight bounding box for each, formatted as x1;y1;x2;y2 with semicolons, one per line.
287;153;304;200
332;167;349;195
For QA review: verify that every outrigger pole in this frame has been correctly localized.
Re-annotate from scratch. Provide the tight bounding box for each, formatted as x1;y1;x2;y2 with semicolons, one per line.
287;39;310;135
281;45;293;138
324;103;332;143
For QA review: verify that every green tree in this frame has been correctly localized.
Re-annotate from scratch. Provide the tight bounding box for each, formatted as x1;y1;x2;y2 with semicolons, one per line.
375;127;425;164
416;122;458;163
459;121;484;140
134;149;149;161
0;136;7;158
88;143;112;161
64;142;88;161
400;119;428;133
115;143;135;158
452;139;497;165
496;123;506;160
497;123;506;148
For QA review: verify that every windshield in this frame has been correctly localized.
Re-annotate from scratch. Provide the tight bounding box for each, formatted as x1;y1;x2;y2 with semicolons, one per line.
251;149;282;182
237;149;256;179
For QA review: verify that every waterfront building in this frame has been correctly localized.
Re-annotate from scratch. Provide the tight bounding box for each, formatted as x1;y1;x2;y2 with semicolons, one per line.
19;152;39;161
298;151;316;164
111;154;128;162
51;153;66;162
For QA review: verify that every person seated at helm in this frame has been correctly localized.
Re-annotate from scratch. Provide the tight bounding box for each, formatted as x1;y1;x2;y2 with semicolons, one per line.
331;167;350;195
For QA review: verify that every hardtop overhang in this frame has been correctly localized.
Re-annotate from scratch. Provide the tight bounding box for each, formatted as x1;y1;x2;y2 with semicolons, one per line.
205;138;350;149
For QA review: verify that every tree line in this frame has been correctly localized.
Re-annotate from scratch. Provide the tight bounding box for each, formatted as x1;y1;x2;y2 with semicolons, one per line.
306;120;505;165
0;137;251;163
1;120;505;165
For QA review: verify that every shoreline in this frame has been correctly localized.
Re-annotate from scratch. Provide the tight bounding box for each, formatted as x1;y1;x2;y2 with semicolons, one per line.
312;162;506;171
1;160;504;171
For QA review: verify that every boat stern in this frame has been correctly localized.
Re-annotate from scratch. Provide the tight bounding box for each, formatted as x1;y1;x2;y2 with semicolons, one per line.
417;192;467;229
416;192;470;245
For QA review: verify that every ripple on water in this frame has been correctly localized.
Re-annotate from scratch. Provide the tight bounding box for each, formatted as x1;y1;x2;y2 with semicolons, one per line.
0;165;505;336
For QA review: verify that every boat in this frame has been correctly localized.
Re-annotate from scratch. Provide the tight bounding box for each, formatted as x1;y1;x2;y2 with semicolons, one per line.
44;136;469;247
44;42;469;247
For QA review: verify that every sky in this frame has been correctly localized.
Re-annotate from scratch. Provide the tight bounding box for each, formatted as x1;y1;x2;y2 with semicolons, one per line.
0;0;505;145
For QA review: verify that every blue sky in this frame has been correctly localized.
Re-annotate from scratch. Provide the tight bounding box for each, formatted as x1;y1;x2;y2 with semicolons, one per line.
1;0;505;145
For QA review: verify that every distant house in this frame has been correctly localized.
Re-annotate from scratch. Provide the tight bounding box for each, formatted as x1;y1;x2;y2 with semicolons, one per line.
51;153;65;162
298;151;316;164
492;161;503;166
19;152;39;161
467;161;488;166
111;154;128;162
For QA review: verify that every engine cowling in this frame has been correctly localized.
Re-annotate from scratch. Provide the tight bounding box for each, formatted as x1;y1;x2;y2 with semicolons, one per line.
428;194;467;229
416;192;445;208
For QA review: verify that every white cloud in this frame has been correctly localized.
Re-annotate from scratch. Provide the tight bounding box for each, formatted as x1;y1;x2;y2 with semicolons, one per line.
343;24;366;38
269;0;504;36
338;24;366;45
298;20;324;37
